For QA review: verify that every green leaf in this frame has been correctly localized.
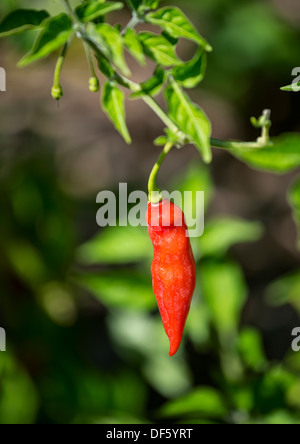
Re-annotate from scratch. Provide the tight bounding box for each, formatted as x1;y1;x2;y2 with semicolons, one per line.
162;31;178;46
18;14;72;67
87;23;130;76
200;260;247;341
229;133;300;173
126;0;143;11
143;355;192;398
0;352;38;424
126;0;161;11
97;57;114;78
0;9;49;37
281;83;300;92
144;0;162;9
172;48;207;88
124;28;146;65
76;1;123;22
253;367;297;416
77;226;151;265
101;82;132;144
108;312;169;355
238;327;266;371
131;67;166;98
76;271;156;311
146;7;212;51
199;217;263;257
248;411;300;425
265;271;300;313
165;81;212;163
169;163;214;239
154;136;168;146
159;387;227;419
138;32;181;66
289;176;300;248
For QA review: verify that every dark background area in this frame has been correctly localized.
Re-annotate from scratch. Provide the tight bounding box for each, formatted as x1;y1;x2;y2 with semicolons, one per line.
1;0;300;424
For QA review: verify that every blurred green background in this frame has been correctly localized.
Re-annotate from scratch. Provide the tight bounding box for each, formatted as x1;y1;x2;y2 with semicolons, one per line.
1;0;300;424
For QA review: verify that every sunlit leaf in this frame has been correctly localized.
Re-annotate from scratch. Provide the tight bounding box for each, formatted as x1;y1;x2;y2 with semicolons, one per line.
126;0;161;11
230;387;254;414
146;7;212;51
101;82;132;144
18;14;72;67
0;352;38;424
76;1;123;22
77;226;151;265
228;133;300;173
143;355;192;398
76;271;156;311
248;411;300;425
185;300;210;347
5;240;47;286
165;81;212;163
200;260;247;341
126;0;143;11
86;23;130;76
108;312;168;355
171;163;214;212
172;48;207;88
286;381;300;409
0;9;49;37
265;271;300;313
199;217;263;257
238;327;266;371
124;28;146;65
144;0;162;9
130;67;166;98
74;414;147;424
138;32;181;66
281;83;300;92
159;387;227;419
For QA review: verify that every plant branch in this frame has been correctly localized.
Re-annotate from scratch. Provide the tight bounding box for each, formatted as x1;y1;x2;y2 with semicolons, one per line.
210;138;272;150
121;15;141;36
61;0;80;24
80;24;273;153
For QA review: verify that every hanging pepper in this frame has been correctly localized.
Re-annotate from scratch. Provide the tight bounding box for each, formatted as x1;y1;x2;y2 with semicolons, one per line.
146;199;196;356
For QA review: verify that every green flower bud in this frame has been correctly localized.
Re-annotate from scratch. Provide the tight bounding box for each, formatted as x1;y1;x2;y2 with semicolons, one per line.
51;85;63;100
89;76;100;93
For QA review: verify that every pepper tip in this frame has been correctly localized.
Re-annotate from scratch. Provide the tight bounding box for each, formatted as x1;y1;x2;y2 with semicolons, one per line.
168;342;180;357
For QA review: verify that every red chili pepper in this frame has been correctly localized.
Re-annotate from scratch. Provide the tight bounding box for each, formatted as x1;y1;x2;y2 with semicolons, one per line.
146;199;196;356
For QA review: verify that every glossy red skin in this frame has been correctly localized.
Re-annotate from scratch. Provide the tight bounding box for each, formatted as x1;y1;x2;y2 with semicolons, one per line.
146;200;196;356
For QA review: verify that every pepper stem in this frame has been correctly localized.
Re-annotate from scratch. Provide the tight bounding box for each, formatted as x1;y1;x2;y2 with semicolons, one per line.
83;42;100;92
148;142;173;203
51;41;70;100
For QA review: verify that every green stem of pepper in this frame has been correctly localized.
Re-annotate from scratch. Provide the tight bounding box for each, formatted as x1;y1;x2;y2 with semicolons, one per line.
51;40;71;100
83;42;100;92
121;14;141;36
148;142;174;203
